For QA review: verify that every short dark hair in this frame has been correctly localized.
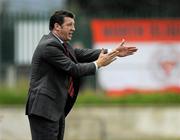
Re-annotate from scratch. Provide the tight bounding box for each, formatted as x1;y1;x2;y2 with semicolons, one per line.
49;10;75;30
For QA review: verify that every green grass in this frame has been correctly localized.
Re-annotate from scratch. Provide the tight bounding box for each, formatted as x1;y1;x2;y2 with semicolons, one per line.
76;89;180;106
0;88;27;105
0;80;28;105
0;84;180;106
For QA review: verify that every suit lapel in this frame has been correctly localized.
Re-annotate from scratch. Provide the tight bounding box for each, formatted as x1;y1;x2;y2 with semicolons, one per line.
49;32;67;53
49;32;77;63
65;43;78;63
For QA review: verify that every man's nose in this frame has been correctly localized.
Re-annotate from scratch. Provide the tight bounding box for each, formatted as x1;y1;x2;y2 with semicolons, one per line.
72;25;75;31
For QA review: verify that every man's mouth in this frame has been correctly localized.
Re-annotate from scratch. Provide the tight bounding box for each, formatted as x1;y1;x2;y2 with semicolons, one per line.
69;33;73;37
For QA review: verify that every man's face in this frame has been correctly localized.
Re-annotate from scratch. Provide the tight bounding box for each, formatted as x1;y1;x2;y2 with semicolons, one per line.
56;17;75;42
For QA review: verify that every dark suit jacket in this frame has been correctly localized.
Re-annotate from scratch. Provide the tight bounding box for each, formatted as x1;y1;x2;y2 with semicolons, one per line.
25;32;101;121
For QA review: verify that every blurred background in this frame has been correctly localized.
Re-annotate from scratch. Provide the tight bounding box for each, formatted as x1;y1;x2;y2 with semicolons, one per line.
0;0;180;140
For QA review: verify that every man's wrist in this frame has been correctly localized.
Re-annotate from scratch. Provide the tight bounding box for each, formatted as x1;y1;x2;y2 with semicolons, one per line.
93;61;101;69
93;62;98;70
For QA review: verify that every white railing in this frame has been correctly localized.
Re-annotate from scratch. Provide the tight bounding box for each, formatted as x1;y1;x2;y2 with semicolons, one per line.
14;20;49;65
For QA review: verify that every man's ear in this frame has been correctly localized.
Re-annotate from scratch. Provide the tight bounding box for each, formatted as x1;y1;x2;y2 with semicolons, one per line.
54;23;61;30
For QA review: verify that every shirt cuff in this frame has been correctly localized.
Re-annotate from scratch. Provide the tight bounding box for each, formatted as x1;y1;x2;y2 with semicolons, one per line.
93;49;113;71
93;61;98;70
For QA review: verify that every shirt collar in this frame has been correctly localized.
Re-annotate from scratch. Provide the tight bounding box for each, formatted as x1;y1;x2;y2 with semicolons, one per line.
52;32;64;44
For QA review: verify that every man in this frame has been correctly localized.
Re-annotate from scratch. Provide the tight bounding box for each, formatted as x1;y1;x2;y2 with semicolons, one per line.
25;10;137;140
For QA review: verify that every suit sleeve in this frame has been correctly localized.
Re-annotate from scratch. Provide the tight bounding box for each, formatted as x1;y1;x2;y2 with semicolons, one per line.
43;46;96;78
74;48;102;62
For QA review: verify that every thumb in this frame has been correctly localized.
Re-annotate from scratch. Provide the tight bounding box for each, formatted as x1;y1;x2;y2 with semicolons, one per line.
120;38;125;46
101;48;105;54
117;38;126;49
99;48;105;56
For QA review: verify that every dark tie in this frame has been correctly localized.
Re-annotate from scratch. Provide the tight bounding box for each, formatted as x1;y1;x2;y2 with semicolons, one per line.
63;43;74;97
63;43;69;55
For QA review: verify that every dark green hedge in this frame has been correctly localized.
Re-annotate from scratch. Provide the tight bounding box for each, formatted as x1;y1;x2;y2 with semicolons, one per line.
76;92;180;106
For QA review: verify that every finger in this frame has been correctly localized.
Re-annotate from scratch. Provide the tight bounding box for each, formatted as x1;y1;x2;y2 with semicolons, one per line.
116;39;126;49
127;47;138;50
99;48;105;56
109;52;119;59
130;49;138;52
101;48;105;53
108;50;119;56
128;49;138;52
108;57;117;64
119;38;126;46
127;52;135;56
111;57;117;62
127;48;138;52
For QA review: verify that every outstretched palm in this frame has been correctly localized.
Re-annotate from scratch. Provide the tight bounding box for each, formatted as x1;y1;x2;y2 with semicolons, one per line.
116;46;138;57
115;39;138;57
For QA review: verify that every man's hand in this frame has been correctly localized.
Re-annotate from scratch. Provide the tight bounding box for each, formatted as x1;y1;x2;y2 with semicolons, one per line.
114;39;138;57
96;49;119;68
